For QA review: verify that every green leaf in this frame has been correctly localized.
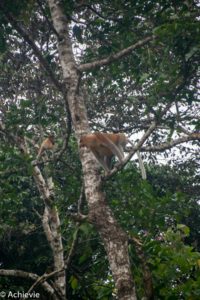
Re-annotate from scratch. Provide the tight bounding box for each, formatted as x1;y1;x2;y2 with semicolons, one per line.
177;224;190;236
69;276;78;290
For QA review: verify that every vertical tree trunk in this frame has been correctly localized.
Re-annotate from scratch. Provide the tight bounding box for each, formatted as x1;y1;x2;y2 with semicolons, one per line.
33;167;66;299
47;1;137;299
0;125;65;300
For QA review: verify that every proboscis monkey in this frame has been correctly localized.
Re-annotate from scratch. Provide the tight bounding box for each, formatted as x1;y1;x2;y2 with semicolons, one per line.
80;132;146;178
80;133;130;173
37;135;54;160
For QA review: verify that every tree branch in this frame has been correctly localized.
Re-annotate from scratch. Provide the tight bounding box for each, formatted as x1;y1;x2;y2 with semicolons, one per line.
104;121;157;179
1;121;66;298
27;270;59;296
0;2;62;91
0;269;56;298
142;132;200;152
28;186;86;294
79;36;154;71
104;101;175;178
27;226;81;294
36;0;59;37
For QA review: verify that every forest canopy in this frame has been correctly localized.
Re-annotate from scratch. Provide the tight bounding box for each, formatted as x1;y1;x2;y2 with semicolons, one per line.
0;1;200;299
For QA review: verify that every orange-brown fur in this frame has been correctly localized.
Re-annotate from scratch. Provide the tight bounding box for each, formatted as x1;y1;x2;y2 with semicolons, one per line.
80;133;129;173
37;135;54;159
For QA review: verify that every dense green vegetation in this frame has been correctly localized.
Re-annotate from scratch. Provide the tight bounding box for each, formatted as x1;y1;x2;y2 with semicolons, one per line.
0;0;199;299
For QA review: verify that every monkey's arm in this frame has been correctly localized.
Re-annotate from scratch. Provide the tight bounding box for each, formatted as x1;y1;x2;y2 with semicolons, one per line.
104;155;113;171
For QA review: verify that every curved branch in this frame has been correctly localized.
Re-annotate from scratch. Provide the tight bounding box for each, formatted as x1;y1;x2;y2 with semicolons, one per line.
142;132;200;152
27;269;64;296
0;269;56;298
79;36;154;72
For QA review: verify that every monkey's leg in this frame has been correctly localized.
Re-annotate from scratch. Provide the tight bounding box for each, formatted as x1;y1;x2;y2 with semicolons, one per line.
104;156;113;171
102;136;124;162
91;150;111;173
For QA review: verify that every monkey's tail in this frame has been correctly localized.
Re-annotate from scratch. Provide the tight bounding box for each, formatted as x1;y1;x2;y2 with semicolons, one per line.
137;151;147;180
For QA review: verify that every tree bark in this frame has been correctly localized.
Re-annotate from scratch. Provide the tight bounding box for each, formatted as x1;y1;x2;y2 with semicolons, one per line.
32;166;66;299
47;0;137;299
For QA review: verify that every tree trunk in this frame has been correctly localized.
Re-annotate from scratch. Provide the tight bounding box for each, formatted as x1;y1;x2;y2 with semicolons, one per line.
47;0;137;299
0;129;66;299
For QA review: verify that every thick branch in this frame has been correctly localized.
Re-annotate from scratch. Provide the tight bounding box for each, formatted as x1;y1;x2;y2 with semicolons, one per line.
79;36;154;71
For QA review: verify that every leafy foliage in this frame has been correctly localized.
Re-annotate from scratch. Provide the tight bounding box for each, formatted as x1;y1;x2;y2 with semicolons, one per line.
0;0;200;298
